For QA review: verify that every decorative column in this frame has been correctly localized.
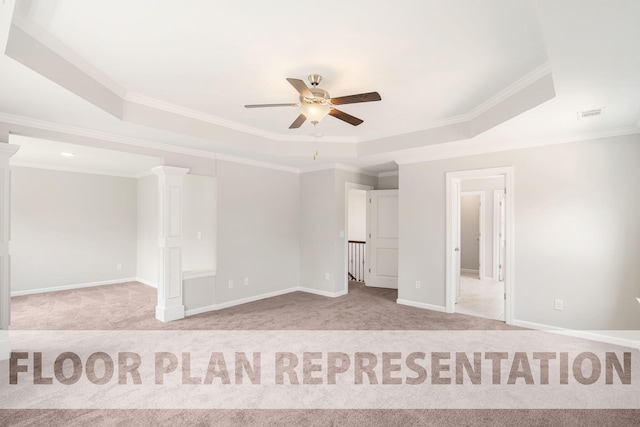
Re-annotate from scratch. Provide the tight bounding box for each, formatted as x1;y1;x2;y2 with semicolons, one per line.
0;142;19;360
152;166;189;322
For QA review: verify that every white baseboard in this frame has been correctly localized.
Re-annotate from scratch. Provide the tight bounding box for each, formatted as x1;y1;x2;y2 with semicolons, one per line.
512;319;640;349
365;283;398;290
185;287;300;316
299;286;348;298
0;330;9;361
11;277;139;297
185;286;348;317
396;298;446;313
156;304;185;322
135;278;158;288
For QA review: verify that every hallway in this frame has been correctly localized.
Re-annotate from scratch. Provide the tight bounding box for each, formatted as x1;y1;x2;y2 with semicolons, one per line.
456;271;504;321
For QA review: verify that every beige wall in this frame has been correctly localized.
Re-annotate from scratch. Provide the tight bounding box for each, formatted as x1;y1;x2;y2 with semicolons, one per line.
398;134;640;330
11;166;138;292
136;174;157;285
215;160;300;303
377;173;399;189
300;169;377;293
460;194;480;270
461;177;505;278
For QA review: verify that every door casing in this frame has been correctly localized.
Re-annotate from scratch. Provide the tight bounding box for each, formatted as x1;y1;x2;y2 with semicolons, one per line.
446;167;514;324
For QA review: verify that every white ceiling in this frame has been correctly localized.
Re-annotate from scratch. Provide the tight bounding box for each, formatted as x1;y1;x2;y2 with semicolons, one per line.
10;134;162;177
0;0;639;174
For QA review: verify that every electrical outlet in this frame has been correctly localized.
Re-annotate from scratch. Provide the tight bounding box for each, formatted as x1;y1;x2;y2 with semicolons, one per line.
415;281;421;289
244;277;249;286
228;280;233;289
117;264;122;270
325;273;330;281
554;299;563;310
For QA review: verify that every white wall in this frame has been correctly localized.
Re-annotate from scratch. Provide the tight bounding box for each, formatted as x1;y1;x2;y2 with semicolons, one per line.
136;174;157;286
347;190;367;241
11;166;137;292
398;134;640;330
460;194;480;270
215;160;300;304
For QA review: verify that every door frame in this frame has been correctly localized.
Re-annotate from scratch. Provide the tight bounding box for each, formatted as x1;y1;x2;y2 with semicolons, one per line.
343;182;374;294
460;191;485;280
446;167;514;324
493;188;506;282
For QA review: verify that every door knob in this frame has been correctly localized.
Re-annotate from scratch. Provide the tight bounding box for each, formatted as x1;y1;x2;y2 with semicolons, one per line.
454;247;460;252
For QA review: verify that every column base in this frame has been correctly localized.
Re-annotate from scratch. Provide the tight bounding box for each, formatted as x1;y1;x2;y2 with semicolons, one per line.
156;304;185;322
0;330;10;361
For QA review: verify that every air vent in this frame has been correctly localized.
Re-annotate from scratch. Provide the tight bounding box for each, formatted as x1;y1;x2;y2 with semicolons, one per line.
577;108;603;120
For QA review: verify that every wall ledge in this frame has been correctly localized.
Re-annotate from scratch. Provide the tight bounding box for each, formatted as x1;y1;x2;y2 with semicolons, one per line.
183;269;216;280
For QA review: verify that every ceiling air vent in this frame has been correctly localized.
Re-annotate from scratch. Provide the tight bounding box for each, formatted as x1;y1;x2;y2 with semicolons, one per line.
577;108;603;120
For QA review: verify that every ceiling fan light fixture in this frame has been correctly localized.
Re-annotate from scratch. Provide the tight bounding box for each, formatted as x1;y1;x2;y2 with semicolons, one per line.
299;102;331;125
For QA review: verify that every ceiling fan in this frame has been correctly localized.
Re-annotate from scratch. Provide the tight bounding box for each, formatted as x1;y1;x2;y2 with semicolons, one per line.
244;74;381;129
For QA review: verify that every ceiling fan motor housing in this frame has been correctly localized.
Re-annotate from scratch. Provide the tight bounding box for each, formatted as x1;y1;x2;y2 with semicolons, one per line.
308;74;323;86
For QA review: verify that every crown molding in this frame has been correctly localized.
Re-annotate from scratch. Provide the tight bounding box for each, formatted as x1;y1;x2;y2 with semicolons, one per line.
465;62;552;120
378;170;399;178
125;92;359;144
299;162;377;177
395;126;640;165
0;112;218;158
358;62;552;143
215;153;300;174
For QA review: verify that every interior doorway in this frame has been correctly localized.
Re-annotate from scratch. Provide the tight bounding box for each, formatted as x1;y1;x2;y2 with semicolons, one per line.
344;182;374;293
446;167;513;323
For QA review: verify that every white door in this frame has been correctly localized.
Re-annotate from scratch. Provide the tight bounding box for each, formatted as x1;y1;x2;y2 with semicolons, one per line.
365;190;399;289
452;181;461;302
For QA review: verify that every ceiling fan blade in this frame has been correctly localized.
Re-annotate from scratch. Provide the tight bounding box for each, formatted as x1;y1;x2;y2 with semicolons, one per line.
286;78;313;98
244;103;298;108
330;92;382;105
289;114;307;129
329;109;363;126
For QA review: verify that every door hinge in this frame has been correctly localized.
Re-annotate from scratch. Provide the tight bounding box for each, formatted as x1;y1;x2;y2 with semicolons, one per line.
369;268;371;273
369;198;372;203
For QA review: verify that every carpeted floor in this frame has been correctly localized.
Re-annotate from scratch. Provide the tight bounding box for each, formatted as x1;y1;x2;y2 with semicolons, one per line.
10;280;519;331
4;281;639;426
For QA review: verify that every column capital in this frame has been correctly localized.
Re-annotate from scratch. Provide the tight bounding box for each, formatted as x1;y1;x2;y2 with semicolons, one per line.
151;165;189;178
0;143;20;158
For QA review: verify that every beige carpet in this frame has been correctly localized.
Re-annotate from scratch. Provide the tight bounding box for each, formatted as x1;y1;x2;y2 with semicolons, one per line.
3;281;638;426
10;281;519;331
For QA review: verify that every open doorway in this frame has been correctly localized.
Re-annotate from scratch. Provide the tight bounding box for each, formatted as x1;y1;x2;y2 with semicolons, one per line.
446;168;513;323
344;183;374;293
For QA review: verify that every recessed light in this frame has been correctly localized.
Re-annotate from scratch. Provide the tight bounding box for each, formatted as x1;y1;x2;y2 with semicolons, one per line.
61;152;75;157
